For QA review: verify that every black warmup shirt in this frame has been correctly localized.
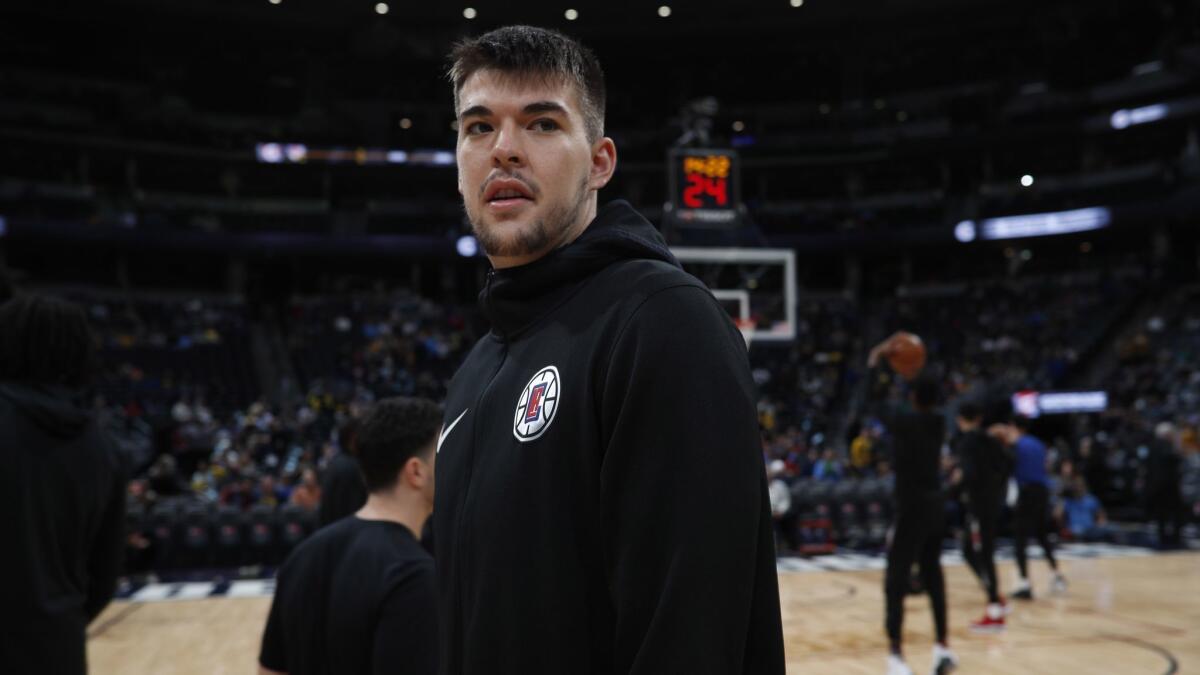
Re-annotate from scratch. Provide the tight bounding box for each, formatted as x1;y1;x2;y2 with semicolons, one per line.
955;429;1009;513
260;517;437;675
318;452;368;527
884;409;946;512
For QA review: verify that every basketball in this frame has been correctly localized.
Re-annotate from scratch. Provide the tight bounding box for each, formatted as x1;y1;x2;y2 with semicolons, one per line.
887;332;926;380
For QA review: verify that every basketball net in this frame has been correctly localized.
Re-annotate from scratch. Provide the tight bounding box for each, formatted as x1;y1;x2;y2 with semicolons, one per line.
735;318;755;351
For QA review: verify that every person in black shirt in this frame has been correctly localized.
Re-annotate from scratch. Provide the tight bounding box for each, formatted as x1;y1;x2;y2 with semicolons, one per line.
1147;422;1184;549
318;418;367;528
867;335;957;675
435;25;784;675
0;295;127;675
259;397;441;675
953;402;1010;632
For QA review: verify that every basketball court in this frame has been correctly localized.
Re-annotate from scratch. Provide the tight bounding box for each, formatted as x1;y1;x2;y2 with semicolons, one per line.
87;548;1199;674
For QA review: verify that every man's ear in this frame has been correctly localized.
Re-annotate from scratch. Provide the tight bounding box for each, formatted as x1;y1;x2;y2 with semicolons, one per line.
589;137;617;191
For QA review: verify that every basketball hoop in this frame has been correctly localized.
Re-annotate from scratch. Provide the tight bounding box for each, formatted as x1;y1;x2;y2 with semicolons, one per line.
735;318;755;350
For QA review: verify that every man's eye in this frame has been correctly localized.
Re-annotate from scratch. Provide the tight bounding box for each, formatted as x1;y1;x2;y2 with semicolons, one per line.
531;119;559;132
465;122;492;134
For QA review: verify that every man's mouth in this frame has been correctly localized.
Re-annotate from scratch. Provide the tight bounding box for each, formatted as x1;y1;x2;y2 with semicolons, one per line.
488;188;533;205
483;180;536;213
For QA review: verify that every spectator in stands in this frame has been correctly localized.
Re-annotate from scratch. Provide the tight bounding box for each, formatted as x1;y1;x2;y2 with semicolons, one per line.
0;294;128;675
1056;476;1110;542
289;467;322;510
850;424;874;477
812;448;844;482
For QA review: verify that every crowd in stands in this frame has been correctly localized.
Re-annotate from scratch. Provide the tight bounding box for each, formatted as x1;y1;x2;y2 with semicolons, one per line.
6;270;1193;570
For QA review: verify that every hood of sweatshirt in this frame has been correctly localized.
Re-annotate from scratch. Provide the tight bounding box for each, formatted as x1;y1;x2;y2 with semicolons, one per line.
0;381;92;439
479;199;679;340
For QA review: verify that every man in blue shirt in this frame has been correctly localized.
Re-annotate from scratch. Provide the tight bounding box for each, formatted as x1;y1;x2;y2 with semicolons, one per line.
1004;417;1066;599
1057;476;1110;541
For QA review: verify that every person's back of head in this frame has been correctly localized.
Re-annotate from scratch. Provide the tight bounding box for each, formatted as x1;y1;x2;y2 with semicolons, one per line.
357;397;443;496
0;294;95;388
956;401;983;431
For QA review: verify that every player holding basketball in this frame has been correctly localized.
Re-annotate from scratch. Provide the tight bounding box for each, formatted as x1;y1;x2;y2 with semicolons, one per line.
867;334;957;675
434;25;784;675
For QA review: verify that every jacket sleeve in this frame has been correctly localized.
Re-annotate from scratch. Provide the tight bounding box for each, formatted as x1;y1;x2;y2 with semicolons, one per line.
598;285;783;674
85;444;128;622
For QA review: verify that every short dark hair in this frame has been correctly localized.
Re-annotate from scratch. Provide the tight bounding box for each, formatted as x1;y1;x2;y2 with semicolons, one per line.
448;25;606;142
910;375;940;410
0;294;95;387
356;397;443;493
957;402;982;422
1013;415;1032;432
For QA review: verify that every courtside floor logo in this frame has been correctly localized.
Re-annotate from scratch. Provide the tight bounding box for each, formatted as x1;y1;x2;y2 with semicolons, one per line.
514;365;559;442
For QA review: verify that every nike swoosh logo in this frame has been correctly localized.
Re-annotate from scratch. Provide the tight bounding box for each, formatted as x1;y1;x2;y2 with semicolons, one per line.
437;409;469;454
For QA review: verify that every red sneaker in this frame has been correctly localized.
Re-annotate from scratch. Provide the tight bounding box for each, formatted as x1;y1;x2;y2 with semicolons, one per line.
970;614;1006;634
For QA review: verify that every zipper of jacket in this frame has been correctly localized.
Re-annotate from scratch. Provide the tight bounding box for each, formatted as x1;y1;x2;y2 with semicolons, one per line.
451;269;506;674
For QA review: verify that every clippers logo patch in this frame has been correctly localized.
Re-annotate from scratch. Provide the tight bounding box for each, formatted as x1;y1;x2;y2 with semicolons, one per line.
513;366;560;443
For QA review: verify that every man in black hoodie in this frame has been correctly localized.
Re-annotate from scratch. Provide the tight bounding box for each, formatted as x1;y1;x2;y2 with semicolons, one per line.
0;294;127;674
434;25;785;675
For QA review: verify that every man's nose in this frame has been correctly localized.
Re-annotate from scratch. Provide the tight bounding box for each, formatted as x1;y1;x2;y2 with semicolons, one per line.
491;122;526;167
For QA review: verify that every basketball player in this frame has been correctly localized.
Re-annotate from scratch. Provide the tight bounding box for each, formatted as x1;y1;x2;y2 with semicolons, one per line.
434;25;784;674
259;397;440;675
1002;417;1067;599
867;336;957;675
953;403;1009;631
0;295;128;675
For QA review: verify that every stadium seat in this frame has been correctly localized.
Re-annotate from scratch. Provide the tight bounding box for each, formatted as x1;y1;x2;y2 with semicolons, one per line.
213;505;245;567
245;503;278;566
179;504;213;568
278;505;312;560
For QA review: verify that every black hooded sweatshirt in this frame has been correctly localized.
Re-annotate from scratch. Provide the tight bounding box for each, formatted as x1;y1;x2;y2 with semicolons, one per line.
433;201;785;675
0;382;127;675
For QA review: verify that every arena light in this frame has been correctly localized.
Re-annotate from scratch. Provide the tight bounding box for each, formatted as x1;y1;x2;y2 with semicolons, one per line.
284;144;307;163
1020;174;1034;187
657;5;671;17
960;206;1112;241
385;150;408;164
463;7;477;19
954;220;977;243
565;8;578;20
399;117;413;129
268;0;281;4
456;235;479;257
790;0;803;6
1012;390;1108;418
256;143;284;164
375;2;388;14
1110;103;1168;130
732;120;745;132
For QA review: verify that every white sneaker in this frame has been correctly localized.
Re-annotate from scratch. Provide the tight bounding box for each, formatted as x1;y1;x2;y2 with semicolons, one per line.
931;644;958;675
1050;573;1068;596
887;654;914;675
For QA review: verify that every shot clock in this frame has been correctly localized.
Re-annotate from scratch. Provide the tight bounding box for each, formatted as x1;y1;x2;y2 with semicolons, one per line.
666;148;741;228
